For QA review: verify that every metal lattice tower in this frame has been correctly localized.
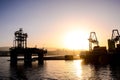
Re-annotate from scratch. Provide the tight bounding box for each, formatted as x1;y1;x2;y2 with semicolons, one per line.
88;32;99;51
14;28;28;48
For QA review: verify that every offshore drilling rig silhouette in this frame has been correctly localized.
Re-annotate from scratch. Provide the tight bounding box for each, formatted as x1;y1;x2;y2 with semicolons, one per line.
10;28;47;65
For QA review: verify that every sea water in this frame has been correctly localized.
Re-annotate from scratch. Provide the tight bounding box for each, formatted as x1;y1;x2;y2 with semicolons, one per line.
0;57;120;80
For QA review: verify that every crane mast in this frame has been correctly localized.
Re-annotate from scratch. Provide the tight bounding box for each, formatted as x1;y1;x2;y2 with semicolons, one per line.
108;29;120;52
111;29;120;44
88;32;99;51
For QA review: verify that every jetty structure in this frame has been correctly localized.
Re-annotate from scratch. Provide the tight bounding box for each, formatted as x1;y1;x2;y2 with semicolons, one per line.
107;29;120;64
80;29;120;64
80;32;108;64
9;28;47;65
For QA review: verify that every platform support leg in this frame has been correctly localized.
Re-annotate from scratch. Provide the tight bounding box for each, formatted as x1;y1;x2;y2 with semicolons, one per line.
38;53;44;65
10;52;17;65
24;53;32;66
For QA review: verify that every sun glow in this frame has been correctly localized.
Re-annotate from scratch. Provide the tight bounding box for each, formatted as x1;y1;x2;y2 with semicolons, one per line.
63;29;89;50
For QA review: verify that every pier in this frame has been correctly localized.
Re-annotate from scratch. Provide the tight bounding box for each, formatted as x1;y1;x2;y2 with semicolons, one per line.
10;28;47;65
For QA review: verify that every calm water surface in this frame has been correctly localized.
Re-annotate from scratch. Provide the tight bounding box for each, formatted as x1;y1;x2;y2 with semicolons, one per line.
0;57;120;80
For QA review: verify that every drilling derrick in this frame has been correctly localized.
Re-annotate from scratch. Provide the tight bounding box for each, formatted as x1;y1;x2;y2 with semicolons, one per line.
88;32;99;51
108;29;120;52
14;28;28;48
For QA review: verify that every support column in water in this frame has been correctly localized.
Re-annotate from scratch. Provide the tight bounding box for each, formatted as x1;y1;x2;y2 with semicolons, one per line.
38;53;44;65
10;51;17;65
24;52;32;66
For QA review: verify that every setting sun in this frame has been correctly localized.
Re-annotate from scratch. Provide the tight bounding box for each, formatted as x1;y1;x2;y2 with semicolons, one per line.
63;29;89;50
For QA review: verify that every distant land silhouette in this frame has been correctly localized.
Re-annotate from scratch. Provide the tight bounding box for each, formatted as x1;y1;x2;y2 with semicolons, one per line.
0;47;10;51
0;47;80;57
0;47;57;51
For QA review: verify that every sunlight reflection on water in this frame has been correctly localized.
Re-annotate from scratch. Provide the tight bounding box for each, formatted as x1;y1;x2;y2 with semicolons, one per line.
0;57;119;80
73;60;82;78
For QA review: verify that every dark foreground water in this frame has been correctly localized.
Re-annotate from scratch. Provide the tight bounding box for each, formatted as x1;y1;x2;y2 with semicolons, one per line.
0;57;120;80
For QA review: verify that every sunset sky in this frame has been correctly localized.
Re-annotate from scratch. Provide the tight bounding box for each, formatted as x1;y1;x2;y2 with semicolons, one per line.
0;0;120;50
